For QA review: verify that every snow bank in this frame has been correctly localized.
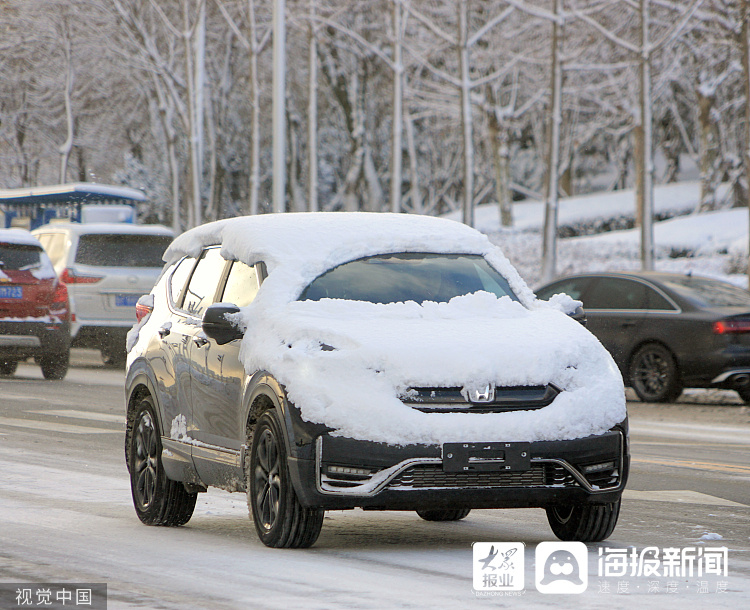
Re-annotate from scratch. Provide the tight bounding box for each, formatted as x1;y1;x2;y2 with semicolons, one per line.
143;212;626;445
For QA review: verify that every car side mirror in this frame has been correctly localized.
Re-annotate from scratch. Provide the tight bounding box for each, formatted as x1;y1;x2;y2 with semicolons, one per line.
202;303;243;345
570;305;587;327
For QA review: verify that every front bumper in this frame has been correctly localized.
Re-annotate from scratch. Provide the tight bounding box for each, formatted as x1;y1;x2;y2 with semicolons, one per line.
289;425;629;511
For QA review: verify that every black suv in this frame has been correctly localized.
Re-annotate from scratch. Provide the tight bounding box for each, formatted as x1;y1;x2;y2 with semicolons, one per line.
126;213;629;548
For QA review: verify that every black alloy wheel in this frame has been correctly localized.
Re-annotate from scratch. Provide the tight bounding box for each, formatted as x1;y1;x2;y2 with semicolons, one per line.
416;508;471;521
629;343;682;403
128;398;196;526
546;500;621;542
248;410;324;548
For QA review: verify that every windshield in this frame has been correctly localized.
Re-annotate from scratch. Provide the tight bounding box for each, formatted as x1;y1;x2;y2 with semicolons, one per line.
299;253;519;305
661;276;750;308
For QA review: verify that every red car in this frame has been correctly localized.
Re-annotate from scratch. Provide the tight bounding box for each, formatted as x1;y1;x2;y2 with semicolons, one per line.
0;229;70;379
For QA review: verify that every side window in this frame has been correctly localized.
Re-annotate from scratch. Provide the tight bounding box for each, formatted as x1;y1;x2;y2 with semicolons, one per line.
220;261;260;307
645;286;676;311
586;278;647;310
537;277;592;301
169;256;197;306
182;248;227;317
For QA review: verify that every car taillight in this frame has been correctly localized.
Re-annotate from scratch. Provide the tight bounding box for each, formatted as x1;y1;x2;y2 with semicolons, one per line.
135;301;153;322
713;319;750;334
60;268;103;284
53;282;69;305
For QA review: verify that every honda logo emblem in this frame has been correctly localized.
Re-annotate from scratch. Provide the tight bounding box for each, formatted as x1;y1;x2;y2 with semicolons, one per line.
468;384;495;404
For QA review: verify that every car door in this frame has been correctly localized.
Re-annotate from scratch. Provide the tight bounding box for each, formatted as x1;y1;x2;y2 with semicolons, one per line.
581;277;650;370
189;259;261;484
150;255;200;437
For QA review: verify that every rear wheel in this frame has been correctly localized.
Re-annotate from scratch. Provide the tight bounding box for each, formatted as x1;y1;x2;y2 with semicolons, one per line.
416;508;471;521
38;351;70;380
248;410;324;548
0;360;18;376
546;500;620;542
128;398;196;526
629;343;682;402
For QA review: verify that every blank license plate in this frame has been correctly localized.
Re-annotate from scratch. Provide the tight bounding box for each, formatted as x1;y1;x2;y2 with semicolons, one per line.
443;442;531;472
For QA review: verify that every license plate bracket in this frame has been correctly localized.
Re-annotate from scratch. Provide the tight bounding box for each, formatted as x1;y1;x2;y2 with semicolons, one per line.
442;442;531;473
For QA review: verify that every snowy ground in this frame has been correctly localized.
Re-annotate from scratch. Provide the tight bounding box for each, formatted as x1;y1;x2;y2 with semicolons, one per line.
445;181;748;289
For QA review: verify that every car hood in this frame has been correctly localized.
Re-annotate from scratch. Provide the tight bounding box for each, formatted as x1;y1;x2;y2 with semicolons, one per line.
238;292;626;446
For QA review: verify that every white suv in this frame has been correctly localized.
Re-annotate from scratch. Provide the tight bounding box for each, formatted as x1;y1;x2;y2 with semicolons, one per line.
33;223;173;365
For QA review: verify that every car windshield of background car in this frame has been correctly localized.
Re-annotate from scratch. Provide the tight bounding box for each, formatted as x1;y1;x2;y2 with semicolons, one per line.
661;276;750;308
299;253;519;305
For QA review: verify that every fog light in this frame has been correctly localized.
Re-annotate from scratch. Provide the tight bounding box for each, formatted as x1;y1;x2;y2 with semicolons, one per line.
583;461;615;474
328;465;371;476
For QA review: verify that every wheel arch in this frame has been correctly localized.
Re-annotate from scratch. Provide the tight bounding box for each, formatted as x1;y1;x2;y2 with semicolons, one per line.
243;372;297;459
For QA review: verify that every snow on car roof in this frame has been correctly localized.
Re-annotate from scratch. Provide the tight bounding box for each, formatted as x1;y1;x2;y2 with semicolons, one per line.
0;228;43;247
165;212;537;305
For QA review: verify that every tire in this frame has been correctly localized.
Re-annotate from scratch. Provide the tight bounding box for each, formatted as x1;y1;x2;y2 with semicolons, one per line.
128;398;196;526
38;351;70;380
102;349;127;368
737;387;750;405
629;343;682;402
248;410;324;548
546;500;621;542
0;360;18;376
416;508;471;522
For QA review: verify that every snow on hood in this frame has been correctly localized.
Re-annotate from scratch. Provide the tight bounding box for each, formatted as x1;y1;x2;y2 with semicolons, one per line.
152;212;625;445
238;292;625;445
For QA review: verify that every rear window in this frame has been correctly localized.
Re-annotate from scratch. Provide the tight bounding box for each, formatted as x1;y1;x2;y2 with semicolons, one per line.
0;243;44;271
75;234;173;268
661;276;750;308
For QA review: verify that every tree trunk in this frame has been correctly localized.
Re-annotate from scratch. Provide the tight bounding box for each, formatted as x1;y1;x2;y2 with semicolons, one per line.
405;114;421;213
458;0;475;227
742;0;750;283
390;0;404;214
637;0;655;271
541;0;563;284
248;0;261;215
307;0;318;212
487;96;512;227
58;37;74;184
697;85;719;211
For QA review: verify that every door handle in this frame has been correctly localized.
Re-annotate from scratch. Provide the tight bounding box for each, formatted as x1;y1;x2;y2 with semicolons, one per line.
193;334;209;348
621;321;636;327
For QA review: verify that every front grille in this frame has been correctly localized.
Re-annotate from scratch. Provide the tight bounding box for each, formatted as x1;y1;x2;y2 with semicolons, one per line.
388;464;559;489
403;385;560;413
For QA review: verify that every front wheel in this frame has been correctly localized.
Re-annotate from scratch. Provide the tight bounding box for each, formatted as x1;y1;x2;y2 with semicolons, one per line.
38;351;70;380
248;410;324;548
416;508;471;521
128;398;196;526
629;343;682;402
546;500;621;542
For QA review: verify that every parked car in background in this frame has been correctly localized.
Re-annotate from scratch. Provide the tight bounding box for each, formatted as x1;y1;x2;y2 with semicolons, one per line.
126;213;628;548
0;228;70;379
536;271;750;403
33;223;173;366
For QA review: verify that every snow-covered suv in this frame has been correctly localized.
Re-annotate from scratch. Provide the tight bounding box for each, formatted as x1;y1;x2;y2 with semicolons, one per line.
33;223;173;366
126;213;629;548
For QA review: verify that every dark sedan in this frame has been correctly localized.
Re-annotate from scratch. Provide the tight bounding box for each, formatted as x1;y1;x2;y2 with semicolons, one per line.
536;271;750;403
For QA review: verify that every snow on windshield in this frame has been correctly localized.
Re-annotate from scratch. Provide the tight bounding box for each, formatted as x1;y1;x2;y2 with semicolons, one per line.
147;213;625;445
